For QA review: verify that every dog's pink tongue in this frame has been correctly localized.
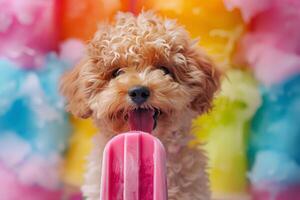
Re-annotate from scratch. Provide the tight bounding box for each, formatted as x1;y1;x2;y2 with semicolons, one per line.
128;109;154;133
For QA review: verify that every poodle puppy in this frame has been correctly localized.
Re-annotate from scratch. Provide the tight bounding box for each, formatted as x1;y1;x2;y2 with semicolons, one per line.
60;11;220;200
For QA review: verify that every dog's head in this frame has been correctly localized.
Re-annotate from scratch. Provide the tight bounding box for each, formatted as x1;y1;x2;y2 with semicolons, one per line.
60;11;220;135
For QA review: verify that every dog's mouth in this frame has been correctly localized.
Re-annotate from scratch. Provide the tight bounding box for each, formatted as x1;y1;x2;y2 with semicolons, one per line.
126;108;160;133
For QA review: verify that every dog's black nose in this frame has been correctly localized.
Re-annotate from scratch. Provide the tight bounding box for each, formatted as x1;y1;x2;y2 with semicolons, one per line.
128;86;150;105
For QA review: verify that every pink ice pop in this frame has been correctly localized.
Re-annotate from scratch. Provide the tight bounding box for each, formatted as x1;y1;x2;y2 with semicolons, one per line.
100;131;167;200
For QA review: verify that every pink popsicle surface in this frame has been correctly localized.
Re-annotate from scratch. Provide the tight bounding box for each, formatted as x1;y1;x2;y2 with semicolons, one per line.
100;131;167;200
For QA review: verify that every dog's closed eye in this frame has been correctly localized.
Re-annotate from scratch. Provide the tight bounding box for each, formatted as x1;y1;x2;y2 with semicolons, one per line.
112;68;125;78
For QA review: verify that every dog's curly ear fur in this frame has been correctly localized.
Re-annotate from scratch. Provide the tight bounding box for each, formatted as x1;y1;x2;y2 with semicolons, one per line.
186;45;221;115
60;59;93;119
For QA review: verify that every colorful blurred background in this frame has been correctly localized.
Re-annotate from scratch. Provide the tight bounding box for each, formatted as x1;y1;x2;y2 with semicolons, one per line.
0;0;299;199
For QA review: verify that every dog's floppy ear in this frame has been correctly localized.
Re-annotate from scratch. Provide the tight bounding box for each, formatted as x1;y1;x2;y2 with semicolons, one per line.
186;45;221;115
60;59;93;119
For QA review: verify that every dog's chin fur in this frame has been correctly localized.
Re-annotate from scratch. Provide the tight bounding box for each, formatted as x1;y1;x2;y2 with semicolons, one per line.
60;11;220;200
